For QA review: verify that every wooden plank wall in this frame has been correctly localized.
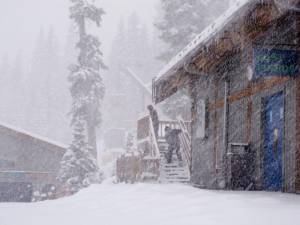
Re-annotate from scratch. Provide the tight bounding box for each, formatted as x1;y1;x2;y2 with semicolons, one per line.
296;77;300;192
295;11;300;192
208;78;290;111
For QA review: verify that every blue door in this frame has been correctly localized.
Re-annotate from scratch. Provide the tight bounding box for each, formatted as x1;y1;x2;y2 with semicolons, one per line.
263;92;284;191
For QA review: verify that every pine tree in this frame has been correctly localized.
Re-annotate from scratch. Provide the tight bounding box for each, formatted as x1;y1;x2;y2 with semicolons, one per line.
9;52;24;97
58;118;101;193
103;19;128;131
69;0;106;156
31;28;47;77
44;28;72;143
27;28;69;142
27;28;48;132
125;132;135;152
64;24;79;69
104;15;154;132
0;54;9;78
0;54;10;95
155;0;229;62
45;28;60;76
125;13;157;83
107;19;127;93
57;0;105;192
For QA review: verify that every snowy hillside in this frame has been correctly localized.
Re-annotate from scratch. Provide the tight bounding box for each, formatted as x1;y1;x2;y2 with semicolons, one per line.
1;181;300;225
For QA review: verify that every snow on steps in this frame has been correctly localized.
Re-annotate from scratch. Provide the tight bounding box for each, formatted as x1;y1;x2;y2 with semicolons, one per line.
158;140;190;184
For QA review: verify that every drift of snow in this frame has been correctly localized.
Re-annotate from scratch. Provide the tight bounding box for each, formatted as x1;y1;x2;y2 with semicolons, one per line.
155;0;251;81
1;181;300;225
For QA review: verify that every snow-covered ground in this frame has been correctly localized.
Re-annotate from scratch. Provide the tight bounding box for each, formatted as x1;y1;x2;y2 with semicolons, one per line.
1;180;300;225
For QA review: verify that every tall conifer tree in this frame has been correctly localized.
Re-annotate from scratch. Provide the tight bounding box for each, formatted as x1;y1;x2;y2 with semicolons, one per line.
57;0;105;192
69;0;106;156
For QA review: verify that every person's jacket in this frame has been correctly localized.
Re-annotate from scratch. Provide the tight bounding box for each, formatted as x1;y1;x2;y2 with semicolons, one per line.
165;129;181;146
150;110;159;128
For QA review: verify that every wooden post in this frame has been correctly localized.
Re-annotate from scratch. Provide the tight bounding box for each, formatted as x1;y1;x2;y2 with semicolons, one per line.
223;79;230;189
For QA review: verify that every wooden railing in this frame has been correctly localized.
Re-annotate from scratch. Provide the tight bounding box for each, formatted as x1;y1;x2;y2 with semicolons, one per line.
116;151;160;183
137;115;161;158
177;118;192;172
117;116;192;183
158;119;192;173
158;120;191;140
115;115;160;183
116;153;143;183
149;116;161;159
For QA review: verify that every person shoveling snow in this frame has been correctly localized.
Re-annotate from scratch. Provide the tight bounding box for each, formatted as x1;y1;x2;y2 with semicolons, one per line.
164;126;183;165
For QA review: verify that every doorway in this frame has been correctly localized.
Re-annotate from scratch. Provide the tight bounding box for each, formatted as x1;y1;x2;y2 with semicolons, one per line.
263;92;284;191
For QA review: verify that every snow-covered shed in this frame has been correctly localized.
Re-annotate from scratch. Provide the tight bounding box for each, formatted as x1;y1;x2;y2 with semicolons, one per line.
153;0;300;193
0;122;66;202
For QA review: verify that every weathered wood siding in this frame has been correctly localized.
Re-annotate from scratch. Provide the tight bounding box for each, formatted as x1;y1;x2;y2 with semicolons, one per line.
190;12;299;192
0;125;66;189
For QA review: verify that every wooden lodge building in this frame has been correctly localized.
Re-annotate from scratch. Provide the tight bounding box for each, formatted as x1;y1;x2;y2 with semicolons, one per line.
153;0;300;193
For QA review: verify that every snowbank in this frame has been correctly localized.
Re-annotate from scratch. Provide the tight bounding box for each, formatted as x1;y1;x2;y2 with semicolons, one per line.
1;181;300;225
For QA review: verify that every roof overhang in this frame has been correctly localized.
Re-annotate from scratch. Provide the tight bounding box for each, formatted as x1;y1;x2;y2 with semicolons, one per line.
153;0;297;104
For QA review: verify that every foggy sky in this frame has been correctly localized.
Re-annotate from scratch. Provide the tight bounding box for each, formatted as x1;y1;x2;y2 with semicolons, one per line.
0;0;158;60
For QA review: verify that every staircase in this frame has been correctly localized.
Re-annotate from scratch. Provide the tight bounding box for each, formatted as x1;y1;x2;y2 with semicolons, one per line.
157;139;190;184
136;115;191;184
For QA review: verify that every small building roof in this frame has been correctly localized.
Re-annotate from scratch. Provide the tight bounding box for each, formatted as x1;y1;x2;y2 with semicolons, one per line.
0;121;68;150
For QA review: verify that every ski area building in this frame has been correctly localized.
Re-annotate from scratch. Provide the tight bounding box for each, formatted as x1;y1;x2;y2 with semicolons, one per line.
0;122;66;202
152;0;300;193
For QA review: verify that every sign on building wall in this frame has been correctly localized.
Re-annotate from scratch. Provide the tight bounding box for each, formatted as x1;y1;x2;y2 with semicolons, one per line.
254;48;299;77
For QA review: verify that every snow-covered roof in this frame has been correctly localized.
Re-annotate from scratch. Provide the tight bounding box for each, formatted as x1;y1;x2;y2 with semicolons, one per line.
0;171;54;174
0;121;68;150
155;0;252;81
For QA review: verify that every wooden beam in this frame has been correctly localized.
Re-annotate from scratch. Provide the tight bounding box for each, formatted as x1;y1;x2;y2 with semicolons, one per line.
213;80;219;175
154;69;190;104
246;86;253;143
208;77;290;111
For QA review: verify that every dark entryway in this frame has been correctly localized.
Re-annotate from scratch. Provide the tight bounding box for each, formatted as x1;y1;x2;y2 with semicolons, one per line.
263;92;284;191
0;182;33;202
